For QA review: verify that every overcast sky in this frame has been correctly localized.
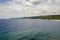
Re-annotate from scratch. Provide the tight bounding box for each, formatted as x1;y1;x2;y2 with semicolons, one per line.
0;0;60;19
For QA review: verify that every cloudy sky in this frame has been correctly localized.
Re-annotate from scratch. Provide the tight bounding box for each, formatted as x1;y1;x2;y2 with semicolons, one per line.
0;0;60;19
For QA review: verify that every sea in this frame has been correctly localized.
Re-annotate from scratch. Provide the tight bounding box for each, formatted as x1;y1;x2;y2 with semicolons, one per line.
0;19;60;40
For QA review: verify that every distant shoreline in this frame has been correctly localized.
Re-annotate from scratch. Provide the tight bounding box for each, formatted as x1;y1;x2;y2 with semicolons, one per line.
0;15;60;20
21;15;60;20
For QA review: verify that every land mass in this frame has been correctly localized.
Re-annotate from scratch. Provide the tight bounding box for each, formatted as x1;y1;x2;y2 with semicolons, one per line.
21;15;60;20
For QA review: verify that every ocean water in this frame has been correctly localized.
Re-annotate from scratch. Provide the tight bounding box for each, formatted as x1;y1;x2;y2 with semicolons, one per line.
0;19;60;40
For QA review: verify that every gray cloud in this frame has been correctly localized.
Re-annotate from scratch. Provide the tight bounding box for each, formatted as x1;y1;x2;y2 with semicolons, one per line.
0;0;60;19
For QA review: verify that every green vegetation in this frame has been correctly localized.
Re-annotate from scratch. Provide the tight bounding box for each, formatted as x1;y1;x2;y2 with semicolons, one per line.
22;15;60;20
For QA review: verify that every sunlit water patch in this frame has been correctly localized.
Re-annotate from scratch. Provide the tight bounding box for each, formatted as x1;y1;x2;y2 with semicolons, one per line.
0;19;60;40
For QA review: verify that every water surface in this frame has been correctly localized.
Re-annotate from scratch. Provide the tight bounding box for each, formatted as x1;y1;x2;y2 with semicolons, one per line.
0;19;60;40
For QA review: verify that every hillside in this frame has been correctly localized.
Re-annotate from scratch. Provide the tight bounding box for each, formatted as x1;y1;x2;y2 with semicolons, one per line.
22;15;60;20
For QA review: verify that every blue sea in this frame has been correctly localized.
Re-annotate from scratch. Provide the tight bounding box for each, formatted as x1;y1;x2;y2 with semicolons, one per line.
0;19;60;40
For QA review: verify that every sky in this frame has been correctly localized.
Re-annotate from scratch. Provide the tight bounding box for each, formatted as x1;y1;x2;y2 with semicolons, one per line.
0;0;60;19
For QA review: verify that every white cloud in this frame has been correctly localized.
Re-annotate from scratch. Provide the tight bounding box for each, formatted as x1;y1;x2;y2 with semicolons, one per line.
0;0;60;19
